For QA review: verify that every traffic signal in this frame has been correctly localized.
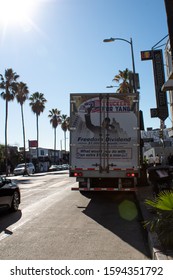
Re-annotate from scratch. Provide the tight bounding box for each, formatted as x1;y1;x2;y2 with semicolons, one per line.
159;129;163;139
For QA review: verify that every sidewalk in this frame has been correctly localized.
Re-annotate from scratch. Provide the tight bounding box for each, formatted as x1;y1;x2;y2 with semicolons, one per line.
135;185;173;260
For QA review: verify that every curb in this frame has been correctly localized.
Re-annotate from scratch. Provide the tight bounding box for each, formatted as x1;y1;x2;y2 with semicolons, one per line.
148;231;168;260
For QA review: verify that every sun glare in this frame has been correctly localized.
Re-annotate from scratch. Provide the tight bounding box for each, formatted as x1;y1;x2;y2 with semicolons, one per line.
0;0;35;25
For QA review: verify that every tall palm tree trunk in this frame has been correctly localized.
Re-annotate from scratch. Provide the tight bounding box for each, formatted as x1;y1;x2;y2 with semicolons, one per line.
21;104;26;168
36;114;39;166
64;131;66;152
54;127;56;163
5;99;8;176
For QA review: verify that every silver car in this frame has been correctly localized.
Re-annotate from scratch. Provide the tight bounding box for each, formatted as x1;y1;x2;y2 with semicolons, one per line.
13;163;35;176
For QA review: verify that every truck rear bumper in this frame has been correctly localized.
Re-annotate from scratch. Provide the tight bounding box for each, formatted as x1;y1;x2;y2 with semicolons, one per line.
71;187;137;191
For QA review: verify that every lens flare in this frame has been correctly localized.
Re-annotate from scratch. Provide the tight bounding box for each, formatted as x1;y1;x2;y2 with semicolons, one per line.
0;0;36;25
118;200;138;221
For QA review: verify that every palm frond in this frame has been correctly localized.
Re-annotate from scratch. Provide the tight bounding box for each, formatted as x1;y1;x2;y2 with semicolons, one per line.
145;191;173;211
144;190;173;248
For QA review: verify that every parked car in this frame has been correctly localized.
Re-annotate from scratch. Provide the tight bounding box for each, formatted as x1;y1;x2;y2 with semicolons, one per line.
48;165;60;172
56;165;63;170
62;164;69;170
13;163;35;176
48;164;65;171
0;176;21;212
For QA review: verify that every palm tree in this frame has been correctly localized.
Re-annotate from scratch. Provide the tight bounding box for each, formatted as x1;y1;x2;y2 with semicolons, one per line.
15;82;29;170
61;114;70;152
112;68;133;93
0;68;19;176
144;191;173;248
48;109;61;163
29;92;47;163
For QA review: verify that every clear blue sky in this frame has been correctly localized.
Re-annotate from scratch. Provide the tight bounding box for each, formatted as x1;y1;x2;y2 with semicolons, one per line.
0;0;169;150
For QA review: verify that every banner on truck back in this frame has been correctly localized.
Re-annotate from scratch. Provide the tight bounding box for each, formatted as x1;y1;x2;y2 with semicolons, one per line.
70;94;139;169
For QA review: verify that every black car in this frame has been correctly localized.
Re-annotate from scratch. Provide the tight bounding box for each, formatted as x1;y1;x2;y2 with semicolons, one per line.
0;176;21;212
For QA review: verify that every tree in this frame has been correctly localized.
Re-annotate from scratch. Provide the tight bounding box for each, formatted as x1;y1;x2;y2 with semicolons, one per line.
15;82;29;169
112;68;133;93
0;68;19;176
0;144;19;174
48;109;61;163
29;92;47;162
61;114;70;152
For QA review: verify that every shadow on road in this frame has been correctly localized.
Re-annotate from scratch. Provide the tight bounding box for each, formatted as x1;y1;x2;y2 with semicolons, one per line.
0;210;22;234
81;191;150;258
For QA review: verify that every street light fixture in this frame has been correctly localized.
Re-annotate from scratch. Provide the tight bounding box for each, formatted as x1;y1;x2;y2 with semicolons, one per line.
103;37;136;93
106;85;118;88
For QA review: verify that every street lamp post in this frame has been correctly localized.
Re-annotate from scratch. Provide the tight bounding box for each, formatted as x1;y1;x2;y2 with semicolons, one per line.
103;37;136;93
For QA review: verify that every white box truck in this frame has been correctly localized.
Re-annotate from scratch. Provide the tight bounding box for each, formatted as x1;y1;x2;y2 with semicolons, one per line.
69;93;141;192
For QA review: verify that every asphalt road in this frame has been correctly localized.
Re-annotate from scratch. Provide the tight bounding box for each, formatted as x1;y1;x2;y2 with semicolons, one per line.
0;171;151;260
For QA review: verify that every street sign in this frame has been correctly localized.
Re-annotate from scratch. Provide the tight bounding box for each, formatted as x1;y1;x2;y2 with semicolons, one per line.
129;73;140;89
141;49;168;121
152;50;168;121
29;140;38;148
141;50;153;60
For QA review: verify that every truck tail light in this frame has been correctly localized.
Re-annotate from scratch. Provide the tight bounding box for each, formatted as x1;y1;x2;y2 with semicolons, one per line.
126;172;137;177
74;172;83;177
